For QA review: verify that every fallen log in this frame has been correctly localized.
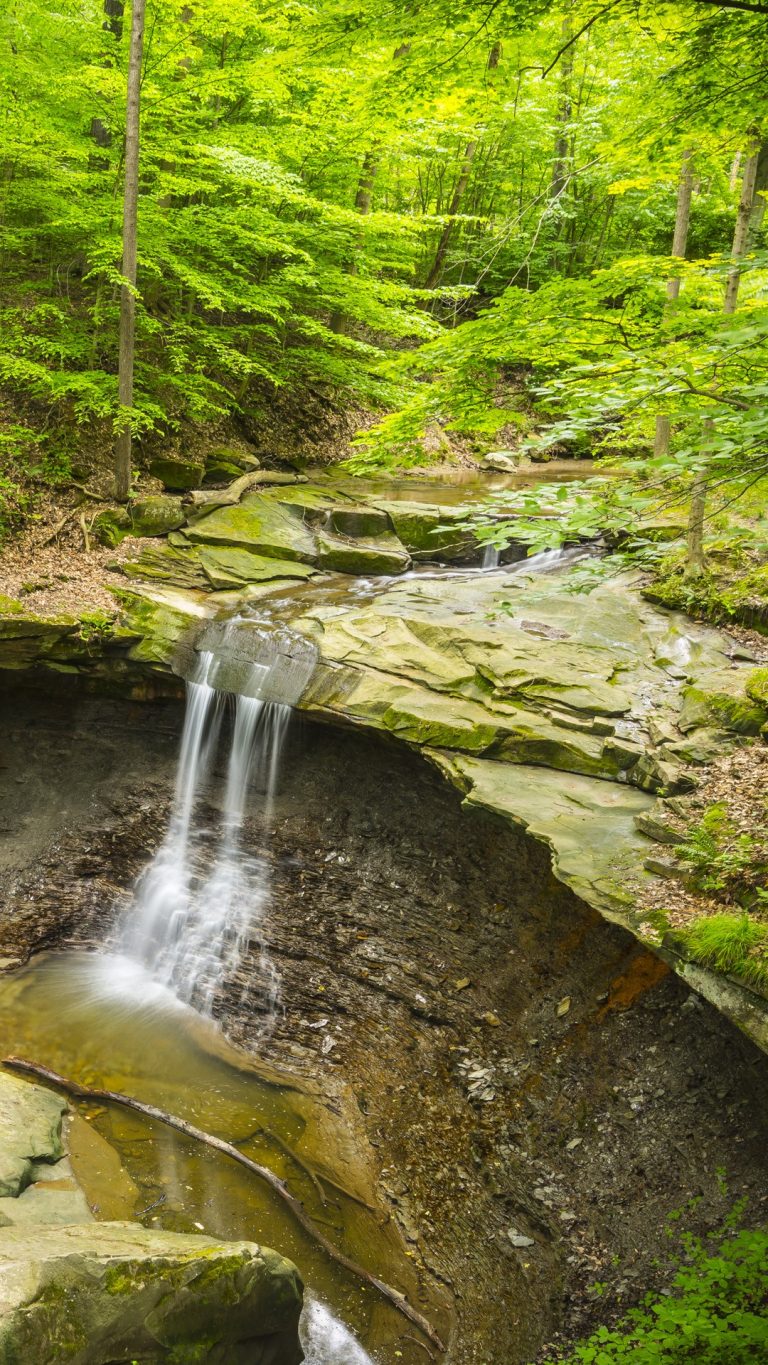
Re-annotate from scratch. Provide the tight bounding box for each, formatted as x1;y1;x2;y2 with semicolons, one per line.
2;1056;445;1353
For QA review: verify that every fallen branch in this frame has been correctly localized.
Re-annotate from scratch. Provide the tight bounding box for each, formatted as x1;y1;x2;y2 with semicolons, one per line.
3;1057;445;1353
68;481;107;501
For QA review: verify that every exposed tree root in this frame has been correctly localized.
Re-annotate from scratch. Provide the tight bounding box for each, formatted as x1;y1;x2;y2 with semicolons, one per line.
3;1056;446;1353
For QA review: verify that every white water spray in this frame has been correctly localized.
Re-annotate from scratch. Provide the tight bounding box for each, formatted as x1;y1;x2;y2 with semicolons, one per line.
300;1298;374;1365
481;543;500;569
116;626;313;1017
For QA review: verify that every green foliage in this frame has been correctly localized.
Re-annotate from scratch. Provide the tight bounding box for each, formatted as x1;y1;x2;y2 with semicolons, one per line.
2;0;768;502
678;913;768;992
541;1225;768;1364
678;803;768;899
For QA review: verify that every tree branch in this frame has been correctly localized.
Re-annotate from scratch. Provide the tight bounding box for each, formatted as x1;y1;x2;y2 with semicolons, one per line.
541;3;622;80
2;1057;446;1354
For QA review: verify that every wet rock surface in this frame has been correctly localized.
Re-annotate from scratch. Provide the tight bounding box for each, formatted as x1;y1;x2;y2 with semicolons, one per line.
1;681;767;1363
0;1223;304;1364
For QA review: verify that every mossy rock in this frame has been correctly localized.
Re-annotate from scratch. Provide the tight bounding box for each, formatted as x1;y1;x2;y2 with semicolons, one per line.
205;446;260;473
129;496;186;537
149;456;204;491
198;547;316;590
372;500;477;562
113;587;203;667
315;530;410;576
185;494;317;563
119;544;209;591
679;685;768;736
746;668;768;705
0;1223;303;1364
93;508;132;548
329;505;391;538
202;460;243;485
0;1074;65;1198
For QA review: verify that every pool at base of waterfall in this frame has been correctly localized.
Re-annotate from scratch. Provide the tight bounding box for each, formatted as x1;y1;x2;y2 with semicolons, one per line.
0;951;445;1364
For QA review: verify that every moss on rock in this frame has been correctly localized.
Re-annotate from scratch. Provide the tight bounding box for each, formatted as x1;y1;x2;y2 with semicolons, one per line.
679;685;768;736
0;1224;304;1365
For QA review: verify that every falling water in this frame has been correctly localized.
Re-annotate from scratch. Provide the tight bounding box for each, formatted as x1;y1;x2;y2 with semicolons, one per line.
300;1298;374;1365
115;622;316;1017
481;543;500;569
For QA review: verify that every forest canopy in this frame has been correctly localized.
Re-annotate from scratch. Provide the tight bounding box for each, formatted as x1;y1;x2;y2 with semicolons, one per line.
0;0;766;523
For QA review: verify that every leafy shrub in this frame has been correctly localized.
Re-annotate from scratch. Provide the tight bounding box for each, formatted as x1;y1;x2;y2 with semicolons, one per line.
541;1226;768;1364
677;803;767;899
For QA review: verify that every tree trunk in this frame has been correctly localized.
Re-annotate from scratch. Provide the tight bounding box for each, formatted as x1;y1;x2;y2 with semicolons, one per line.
747;138;768;246
329;149;378;335
724;133;761;314
424;139;477;289
686;134;765;572
654;149;694;458
114;0;146;503
549;20;574;204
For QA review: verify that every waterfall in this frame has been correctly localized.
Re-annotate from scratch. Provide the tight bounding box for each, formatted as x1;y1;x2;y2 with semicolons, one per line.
300;1298;374;1365
481;543;500;569
115;623;314;1018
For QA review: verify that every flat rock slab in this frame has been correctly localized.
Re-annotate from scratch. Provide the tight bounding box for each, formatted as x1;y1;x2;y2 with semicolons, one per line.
438;753;655;915
0;1222;304;1365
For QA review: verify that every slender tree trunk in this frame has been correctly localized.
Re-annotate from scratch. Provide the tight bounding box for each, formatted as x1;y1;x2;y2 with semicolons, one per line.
654;149;694;457
747;138;768;247
329;149;378;335
685;135;763;573
114;0;146;503
549;21;573;203
424;139;477;289
724;133;761;314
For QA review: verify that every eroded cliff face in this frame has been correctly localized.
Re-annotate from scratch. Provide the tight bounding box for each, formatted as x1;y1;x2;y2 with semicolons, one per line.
2;485;767;1048
2;678;767;1364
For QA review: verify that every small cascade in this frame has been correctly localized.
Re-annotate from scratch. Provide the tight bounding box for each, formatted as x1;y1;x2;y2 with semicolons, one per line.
116;620;316;1018
300;1298;374;1365
520;545;588;573
481;543;501;569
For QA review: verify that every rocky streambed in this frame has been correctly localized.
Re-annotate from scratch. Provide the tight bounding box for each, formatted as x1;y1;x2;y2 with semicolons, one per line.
1;468;768;1362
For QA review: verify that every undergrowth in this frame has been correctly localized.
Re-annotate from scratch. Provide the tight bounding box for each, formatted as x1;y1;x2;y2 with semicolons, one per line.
541;1222;768;1364
676;914;768;992
676;802;768;901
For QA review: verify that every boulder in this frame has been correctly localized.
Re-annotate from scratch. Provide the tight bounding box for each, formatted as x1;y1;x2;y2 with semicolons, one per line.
185;495;317;563
92;508;132;548
481;450;522;472
0;1223;304;1365
119;544;209;591
204;445;260;474
0;599;79;670
329;505;391;538
129;496;186;538
203;458;244;485
370;500;478;562
315;530;410;576
149;456;204;491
